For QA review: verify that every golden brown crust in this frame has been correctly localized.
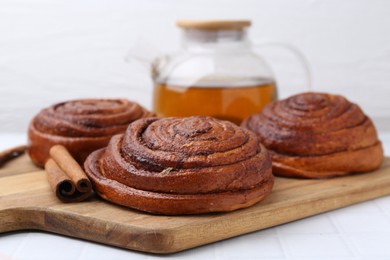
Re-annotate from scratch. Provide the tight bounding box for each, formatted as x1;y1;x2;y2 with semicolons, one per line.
242;92;384;178
28;99;154;167
84;116;274;215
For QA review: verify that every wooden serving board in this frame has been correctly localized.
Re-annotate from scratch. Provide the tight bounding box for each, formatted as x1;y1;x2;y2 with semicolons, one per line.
1;154;390;254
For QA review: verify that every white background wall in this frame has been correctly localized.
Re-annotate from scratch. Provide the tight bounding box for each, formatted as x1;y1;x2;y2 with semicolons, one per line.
1;0;390;132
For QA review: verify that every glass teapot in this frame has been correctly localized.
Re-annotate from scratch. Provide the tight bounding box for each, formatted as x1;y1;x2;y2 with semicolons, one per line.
128;20;310;125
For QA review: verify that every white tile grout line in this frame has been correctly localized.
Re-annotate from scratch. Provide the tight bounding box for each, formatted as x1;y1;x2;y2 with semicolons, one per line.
276;214;360;260
75;242;88;260
212;243;219;260
275;225;291;260
373;198;390;231
9;233;30;260
326;211;361;259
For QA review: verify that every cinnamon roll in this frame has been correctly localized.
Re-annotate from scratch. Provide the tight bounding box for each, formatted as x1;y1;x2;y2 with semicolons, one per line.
242;92;384;178
28;99;153;167
84;116;274;215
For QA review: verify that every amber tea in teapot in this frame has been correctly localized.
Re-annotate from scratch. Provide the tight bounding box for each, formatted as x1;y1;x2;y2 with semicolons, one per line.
154;77;277;125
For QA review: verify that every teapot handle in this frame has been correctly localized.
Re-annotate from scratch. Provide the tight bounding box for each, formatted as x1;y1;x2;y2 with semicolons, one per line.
252;41;312;90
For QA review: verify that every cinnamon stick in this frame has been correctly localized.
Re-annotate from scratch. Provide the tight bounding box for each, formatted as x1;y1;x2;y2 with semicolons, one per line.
0;145;27;167
45;145;92;202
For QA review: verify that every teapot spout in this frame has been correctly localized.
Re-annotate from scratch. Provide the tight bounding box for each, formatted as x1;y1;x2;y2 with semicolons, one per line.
125;38;166;79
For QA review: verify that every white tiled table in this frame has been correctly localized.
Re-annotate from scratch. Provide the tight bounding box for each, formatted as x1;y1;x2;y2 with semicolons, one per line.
1;133;390;260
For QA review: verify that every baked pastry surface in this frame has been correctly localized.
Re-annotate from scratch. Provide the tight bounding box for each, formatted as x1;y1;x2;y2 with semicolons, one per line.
28;99;153;167
84;116;274;215
242;92;384;178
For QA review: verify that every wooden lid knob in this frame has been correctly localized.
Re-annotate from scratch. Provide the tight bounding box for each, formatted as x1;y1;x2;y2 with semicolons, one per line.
176;20;251;30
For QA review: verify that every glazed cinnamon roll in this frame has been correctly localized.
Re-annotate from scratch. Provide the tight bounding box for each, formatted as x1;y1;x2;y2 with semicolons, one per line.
84;116;274;215
242;92;384;178
28;99;153;167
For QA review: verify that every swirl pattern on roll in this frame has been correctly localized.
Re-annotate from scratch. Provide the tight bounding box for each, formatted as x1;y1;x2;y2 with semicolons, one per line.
28;99;154;167
84;116;274;215
242;92;384;178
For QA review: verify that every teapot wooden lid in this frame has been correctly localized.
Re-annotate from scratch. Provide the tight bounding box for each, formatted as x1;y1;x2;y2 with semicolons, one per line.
176;20;251;30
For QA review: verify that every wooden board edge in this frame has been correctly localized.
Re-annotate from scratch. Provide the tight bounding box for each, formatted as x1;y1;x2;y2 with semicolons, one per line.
0;206;177;254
